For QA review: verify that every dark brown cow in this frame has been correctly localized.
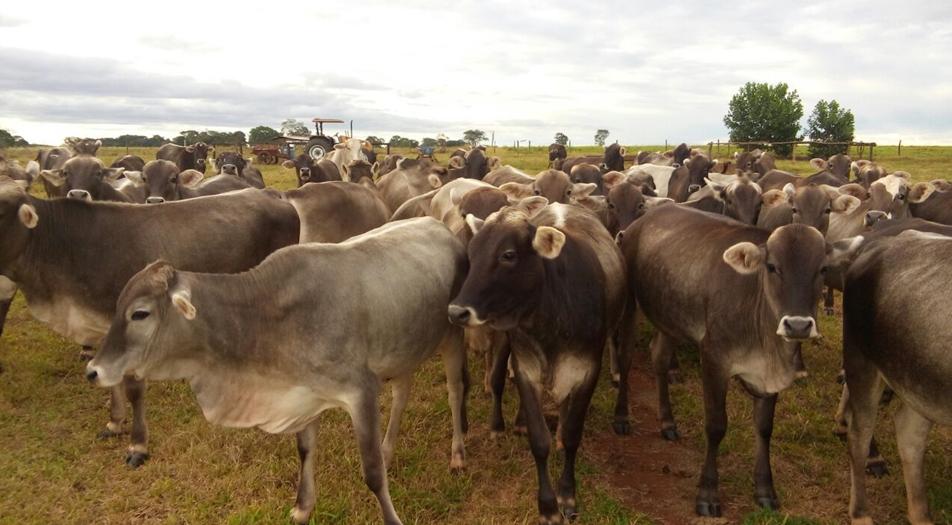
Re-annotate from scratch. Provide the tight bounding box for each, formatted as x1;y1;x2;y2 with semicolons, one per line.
548;143;567;166
282;154;342;186
449;200;626;523
377;154;404;177
560;143;627;174
342;159;377;187
39;155;129;202
568;163;605;195
446;147;497;180
842;232;952;525
215;151;265;188
620;204;837;517
156;142;209;173
129;160;250;203
110;155;146;172
666;154;715;202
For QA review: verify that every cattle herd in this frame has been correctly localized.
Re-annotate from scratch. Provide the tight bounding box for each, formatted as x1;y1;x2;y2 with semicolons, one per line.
0;136;949;525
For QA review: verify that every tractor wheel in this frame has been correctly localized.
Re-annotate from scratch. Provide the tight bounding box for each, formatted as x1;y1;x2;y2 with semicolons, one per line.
306;137;334;161
257;153;274;164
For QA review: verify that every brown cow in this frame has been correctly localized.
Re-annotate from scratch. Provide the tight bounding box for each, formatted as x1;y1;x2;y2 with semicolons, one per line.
499;169;595;205
282;154;342;186
156;142;209;173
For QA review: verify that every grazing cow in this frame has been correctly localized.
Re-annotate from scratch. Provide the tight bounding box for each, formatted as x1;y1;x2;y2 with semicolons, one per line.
548;143;567;166
850;160;886;188
282;154;342;186
128;160;251;203
666;154;716;202
0;179;300;466
758;183;861;233
375;158;444;214
449;199;627;523
284;181;390;243
326;137;369;174
87;218;468;525
842;232;952;525
682;176;764;225
499;169;596;205
620;204;837;517
215;151;265;188
156;142;209;173
39;155;129;202
909;180;952;224
64;137;102;156
110;155;146;172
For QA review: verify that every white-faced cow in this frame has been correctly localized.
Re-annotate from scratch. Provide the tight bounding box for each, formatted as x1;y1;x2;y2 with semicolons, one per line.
87;218;468;525
326;137;369;174
156;142;209;173
842;232;952;525
620;204;840;517
449;200;627;523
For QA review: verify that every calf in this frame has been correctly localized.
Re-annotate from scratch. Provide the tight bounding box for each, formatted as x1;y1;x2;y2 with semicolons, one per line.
110;155;145;172
87;218;468;525
156;142;209;173
620;204;835;517
0;179;300;465
216;151;265;188
282;154;342;186
449;200;626;523
131;160;250;203
843;232;952;525
39;155;129;202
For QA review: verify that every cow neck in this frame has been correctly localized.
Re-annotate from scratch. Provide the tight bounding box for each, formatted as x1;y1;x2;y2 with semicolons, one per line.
14;197;102;289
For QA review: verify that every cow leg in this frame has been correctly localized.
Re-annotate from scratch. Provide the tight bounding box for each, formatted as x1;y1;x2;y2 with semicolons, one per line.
696;360;729;517
557;368;600;521
837;381;888;476
0;276;16;342
440;328;467;471
100;385;127;439
894;402;935;525
834;383;850;439
381;374;412;470
613;302;636;436
823;286;835;316
753;394;779;510
291;419;320;525
124;378;149;467
489;332;510;437
608;337;620;388
348;379;403;525
650;332;679;440
667;352;683;384
512;362;561;524
846;355;884;525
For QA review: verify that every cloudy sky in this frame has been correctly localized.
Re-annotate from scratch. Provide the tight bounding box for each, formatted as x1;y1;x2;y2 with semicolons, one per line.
1;0;950;146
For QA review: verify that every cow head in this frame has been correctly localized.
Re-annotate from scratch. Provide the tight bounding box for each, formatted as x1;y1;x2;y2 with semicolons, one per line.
447;197;552;330
39;156;124;201
569;163;605;195
378;155;403;178
499;169;595;205
0;176;39;268
548;143;567;163
86;260;197;388
454;187;509;246
603;143;626;171
722;224;830;341
283;154;318;186
64;137;102;156
135;160;201;203
215;152;247;176
683;154;715;192
707;176;764;225
761;183;861;234
602;171;667;233
864;173;916;221
343;160;375;185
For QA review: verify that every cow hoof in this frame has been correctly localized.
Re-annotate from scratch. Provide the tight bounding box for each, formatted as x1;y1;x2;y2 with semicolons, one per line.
97;426;122;440
850;517;874;525
866;459;888;478
660;427;680;441
290;506;312;525
538;512;565;525
833;426;848;442
449;453;465;472
125;451;149;468
755;495;780;511
667;370;683;384
612;420;631;436
695;499;722;517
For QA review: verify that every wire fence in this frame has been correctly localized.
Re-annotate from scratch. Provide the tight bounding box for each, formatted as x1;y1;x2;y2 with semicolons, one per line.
707;140;878;161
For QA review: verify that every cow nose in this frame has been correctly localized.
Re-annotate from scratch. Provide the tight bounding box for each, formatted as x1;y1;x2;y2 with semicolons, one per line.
688;184;701;194
448;305;471;325
864;210;887;227
85;366;98;383
67;189;91;201
146;196;165;204
222;164;237;174
777;316;818;341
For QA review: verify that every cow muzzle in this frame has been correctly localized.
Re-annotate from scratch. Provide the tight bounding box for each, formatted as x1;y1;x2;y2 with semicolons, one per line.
222;164;237;175
776;316;819;341
447;304;485;327
67;189;92;201
864;210;888;227
146;196;165;204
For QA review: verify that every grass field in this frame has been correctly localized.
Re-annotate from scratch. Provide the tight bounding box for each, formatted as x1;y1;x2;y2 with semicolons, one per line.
0;145;949;525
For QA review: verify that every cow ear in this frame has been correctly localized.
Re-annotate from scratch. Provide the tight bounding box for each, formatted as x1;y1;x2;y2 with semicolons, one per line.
465;213;484;235
103;167;124;181
18;204;39;229
448;156;465;169
40;169;66;187
517;196;548;217
838;183;868;200
180;170;204;188
618;146;627;157
499;182;533;200
931;179;952;192
532;226;566;259
891;171;911;180
733;151;739;159
809;158;827;171
94;139;102;148
281;160;296;169
706;178;727;200
908;182;936;203
341;162;351;179
761;189;788;208
170;290;196;320
602;171;625;190
723;242;764;274
487;156;501;170
826;235;865;268
571;182;596;199
832;194;861;214
371;161;380;179
124;171;144;184
645;196;674;209
782;183;796;201
427;173;442;189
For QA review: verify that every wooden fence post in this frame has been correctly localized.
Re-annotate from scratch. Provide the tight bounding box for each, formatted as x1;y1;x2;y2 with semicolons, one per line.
898;140;902;157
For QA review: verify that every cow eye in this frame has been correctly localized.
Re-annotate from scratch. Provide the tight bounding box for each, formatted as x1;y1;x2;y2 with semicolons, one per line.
766;262;778;274
791;207;798;214
897;193;906;200
607;202;615;209
499;250;517;262
566;188;573;195
820;266;829;275
825;208;832;214
131;310;150;321
533;188;541;196
638;203;646;210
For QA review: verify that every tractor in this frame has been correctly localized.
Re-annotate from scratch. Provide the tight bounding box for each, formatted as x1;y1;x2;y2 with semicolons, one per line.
304;118;346;160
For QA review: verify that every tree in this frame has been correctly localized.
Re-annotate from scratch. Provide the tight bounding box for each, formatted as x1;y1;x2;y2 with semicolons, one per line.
805;99;855;158
280;118;310;137
365;136;384;145
594;129;609;146
463;129;487;147
249;125;280;144
554;132;569;146
0;129;27;147
421;137;438;147
723;82;803;157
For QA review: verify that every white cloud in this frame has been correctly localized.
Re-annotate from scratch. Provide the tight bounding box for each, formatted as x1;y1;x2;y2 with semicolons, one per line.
0;0;950;145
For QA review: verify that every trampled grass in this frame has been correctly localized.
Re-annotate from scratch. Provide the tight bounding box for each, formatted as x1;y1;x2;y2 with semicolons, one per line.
0;144;949;524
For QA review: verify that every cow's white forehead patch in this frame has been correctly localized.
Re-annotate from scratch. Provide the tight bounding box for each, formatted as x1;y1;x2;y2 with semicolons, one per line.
872;174;908;198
